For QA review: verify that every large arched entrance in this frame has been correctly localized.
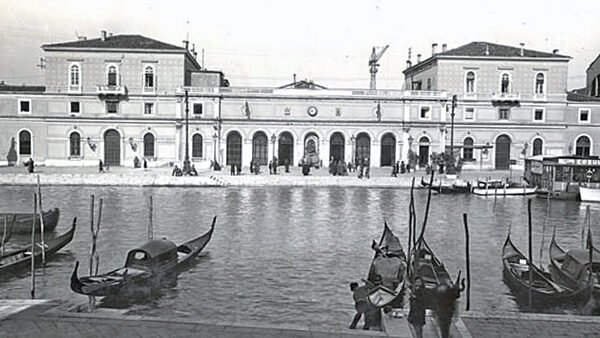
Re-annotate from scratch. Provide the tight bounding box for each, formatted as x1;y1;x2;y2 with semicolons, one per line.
278;132;294;166
303;133;320;166
226;131;242;166
104;129;121;166
355;132;371;165
329;132;345;161
380;133;396;166
252;131;268;165
418;136;430;167
495;135;511;169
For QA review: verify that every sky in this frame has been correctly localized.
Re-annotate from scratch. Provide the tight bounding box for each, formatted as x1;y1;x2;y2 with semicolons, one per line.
1;0;599;90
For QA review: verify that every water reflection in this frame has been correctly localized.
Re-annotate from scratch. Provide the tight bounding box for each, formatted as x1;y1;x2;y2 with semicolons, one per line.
1;185;599;328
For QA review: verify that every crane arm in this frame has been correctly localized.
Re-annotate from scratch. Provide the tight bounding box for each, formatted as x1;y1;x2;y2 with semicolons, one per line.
369;45;389;64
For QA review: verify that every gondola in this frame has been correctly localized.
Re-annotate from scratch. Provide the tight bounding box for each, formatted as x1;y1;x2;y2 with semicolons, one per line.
71;216;216;298
548;234;600;296
420;176;471;194
0;208;60;234
0;218;76;275
502;232;587;307
365;222;407;309
0;215;16;249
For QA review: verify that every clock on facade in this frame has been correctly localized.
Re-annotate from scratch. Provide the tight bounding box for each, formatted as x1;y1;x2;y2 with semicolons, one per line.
307;106;318;117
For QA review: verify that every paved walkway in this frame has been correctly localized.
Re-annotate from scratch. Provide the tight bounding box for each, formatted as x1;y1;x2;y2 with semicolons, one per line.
3;299;600;337
0;164;523;188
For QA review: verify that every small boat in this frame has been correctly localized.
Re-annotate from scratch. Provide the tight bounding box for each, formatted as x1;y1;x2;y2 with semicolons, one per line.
502;232;586;307
366;222;407;309
71;216;216;298
0;208;60;234
472;180;536;196
579;186;600;202
0;218;76;275
549;234;600;295
420;176;471;194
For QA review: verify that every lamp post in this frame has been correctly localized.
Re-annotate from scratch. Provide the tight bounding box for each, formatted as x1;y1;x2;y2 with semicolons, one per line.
351;135;356;165
212;132;218;166
182;90;192;174
448;94;458;174
271;133;277;165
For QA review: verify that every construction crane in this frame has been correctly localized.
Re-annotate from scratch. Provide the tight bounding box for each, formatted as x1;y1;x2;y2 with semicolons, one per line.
369;45;389;90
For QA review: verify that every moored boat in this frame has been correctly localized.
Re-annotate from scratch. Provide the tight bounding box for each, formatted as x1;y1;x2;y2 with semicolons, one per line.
70;216;216;298
0;218;76;275
549;234;600;295
0;208;60;234
420;176;471;194
472;180;536;196
579;186;600;202
502;232;587;307
366;222;407;309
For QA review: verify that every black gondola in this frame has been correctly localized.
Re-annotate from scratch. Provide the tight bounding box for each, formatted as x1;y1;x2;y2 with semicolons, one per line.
0;208;60;234
0;218;76;275
366;222;407;309
420;176;471;194
71;216;216;298
549;234;600;296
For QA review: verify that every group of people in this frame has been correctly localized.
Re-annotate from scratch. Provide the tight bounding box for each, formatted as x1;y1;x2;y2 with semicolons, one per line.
390;161;410;177
328;157;371;179
171;164;198;176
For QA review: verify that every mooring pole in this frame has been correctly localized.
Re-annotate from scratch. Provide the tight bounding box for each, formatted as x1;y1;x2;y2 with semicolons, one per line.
527;198;533;308
30;193;37;299
37;175;46;265
463;213;471;311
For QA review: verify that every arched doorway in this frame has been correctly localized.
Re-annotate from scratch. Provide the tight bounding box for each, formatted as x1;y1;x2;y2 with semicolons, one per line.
576;136;591;156
226;131;242;166
355;132;371;165
418;136;430;167
532;138;543;156
330;132;345;161
252;132;268;165
380;133;396;166
18;130;32;158
278;132;294;166
495;135;511;169
303;133;320;166
104;129;121;166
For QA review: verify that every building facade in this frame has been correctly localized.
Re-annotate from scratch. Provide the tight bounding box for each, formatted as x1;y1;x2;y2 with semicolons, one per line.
1;33;600;171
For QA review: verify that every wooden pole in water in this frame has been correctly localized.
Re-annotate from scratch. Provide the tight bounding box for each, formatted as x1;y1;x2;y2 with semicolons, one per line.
583;207;590;249
36;175;46;265
88;195;95;312
148;195;153;241
588;224;594;297
463;213;471;311
1;216;7;257
95;198;103;275
31;193;37;299
493;185;498;212
538;192;550;268
527;198;533;308
407;178;414;268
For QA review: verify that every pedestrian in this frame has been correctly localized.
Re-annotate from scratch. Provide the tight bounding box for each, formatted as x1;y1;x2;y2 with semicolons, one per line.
358;160;363;179
408;277;426;338
400;161;406;174
273;156;278;174
406;163;411;173
268;160;273;174
143;158;148;169
395;161;400;176
172;165;182;176
329;157;335;175
364;158;370;179
250;160;254;174
236;163;242;175
349;282;369;329
25;158;35;173
98;159;104;173
190;164;198;176
391;164;397;177
284;158;290;173
230;164;235;176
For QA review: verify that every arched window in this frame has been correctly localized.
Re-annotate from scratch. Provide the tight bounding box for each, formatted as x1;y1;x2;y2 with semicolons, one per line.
69;132;81;157
466;72;475;93
144;66;154;88
501;73;510;93
535;73;545;94
532;138;543;156
19;130;31;155
463;137;474;160
192;134;203;158
70;64;80;86
576;136;591;157
143;133;155;157
107;65;118;86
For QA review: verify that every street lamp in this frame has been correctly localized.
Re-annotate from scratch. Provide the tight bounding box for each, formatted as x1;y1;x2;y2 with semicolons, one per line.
182;89;192;175
350;135;356;165
212;132;218;166
447;94;458;174
271;133;277;162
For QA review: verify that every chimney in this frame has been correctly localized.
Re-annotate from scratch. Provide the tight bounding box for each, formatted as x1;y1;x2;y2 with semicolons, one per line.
432;43;438;56
417;54;421;63
442;43;447;52
553;49;559;54
406;60;412;68
101;30;107;41
108;32;113;38
519;42;525;56
78;36;87;41
293;73;297;85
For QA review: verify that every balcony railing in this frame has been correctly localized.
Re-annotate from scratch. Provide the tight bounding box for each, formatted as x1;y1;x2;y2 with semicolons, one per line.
96;85;127;96
491;92;520;101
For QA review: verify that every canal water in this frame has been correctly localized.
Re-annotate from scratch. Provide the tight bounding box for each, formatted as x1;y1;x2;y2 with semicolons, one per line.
1;185;599;329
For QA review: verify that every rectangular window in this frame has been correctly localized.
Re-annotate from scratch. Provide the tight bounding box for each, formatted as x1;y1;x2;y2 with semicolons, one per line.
106;101;118;114
533;108;544;121
419;106;431;120
579;108;590;123
335;108;341;117
426;78;431;90
18;99;31;114
144;103;154;115
464;107;475;121
193;103;203;116
70;102;80;114
412;81;422;90
499;108;510;120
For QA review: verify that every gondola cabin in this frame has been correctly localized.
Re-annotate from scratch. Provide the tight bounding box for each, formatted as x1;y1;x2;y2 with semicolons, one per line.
125;239;178;272
524;155;600;200
555;249;600;286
